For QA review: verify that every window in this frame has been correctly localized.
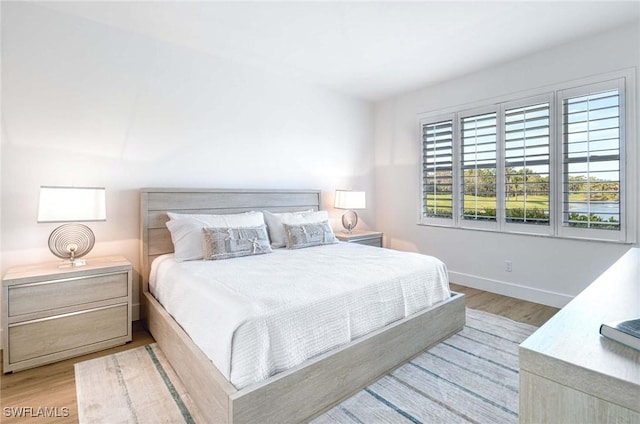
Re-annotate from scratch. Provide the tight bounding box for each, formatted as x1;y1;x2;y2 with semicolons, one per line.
558;80;625;241
422;119;454;220
418;72;635;243
461;111;497;224
563;89;620;229
504;101;551;228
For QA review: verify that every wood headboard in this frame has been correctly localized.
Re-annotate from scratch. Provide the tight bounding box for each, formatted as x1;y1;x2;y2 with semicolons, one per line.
139;188;321;291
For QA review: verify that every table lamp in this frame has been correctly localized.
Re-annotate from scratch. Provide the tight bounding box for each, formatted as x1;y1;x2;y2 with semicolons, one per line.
334;189;366;233
37;186;106;267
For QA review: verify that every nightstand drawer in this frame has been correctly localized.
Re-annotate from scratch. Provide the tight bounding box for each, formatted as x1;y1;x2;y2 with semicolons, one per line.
335;230;383;247
8;303;129;364
355;237;383;247
8;272;128;317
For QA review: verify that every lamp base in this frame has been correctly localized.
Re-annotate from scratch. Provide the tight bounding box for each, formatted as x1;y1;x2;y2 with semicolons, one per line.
48;223;95;265
341;210;359;234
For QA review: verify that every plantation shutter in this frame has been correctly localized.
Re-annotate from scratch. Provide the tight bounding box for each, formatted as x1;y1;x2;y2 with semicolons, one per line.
422;120;453;218
562;89;621;230
461;112;497;221
504;103;550;225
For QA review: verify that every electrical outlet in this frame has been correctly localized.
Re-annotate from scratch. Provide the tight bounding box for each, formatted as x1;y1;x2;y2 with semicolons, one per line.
505;260;512;272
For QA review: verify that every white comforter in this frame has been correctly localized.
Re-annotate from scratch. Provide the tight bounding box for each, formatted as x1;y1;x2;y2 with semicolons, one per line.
150;242;450;389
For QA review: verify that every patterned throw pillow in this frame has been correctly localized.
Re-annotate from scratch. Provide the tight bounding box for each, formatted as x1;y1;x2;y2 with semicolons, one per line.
202;225;272;260
284;221;338;249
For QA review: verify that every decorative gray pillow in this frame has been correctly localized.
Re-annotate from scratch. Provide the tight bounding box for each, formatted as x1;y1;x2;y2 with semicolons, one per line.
284;221;338;249
202;225;272;260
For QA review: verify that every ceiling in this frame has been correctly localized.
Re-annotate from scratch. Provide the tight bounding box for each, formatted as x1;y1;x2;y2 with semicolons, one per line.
37;1;640;101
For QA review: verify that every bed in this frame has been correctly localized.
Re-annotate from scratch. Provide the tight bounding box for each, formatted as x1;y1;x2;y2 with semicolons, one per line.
140;188;465;423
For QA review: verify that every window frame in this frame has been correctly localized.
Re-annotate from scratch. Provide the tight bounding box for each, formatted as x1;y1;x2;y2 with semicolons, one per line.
416;69;636;244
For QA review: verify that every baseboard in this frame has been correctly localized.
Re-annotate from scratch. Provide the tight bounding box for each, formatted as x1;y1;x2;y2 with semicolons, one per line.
449;271;572;308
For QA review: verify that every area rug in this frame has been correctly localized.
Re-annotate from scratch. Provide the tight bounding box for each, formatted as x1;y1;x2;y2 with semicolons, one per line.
75;343;203;424
75;309;537;423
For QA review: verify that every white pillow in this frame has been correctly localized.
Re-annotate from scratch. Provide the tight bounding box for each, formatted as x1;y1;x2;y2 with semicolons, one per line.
263;210;328;248
165;211;265;262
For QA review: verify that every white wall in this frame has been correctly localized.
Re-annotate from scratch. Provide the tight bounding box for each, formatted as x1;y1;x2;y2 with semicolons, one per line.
0;3;375;319
373;23;640;307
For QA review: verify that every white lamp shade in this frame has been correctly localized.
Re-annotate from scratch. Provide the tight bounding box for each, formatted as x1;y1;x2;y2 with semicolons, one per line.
37;186;106;222
334;190;366;210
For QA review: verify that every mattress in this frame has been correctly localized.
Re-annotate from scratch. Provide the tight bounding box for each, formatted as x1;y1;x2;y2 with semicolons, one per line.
149;242;450;389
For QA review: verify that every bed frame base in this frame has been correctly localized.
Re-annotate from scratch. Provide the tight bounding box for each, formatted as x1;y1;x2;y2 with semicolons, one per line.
143;290;465;423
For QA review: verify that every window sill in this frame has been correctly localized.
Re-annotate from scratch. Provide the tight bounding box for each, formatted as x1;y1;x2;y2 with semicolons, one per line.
416;221;635;244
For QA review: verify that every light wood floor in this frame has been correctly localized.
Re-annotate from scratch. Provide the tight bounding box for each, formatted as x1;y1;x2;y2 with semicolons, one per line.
0;286;559;423
450;283;559;327
0;322;154;424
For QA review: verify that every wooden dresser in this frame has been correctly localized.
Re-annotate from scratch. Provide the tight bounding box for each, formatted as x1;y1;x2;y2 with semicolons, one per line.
519;248;640;423
2;256;132;373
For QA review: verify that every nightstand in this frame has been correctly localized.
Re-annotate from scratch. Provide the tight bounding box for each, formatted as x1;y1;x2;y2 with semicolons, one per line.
2;256;132;373
335;230;383;247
